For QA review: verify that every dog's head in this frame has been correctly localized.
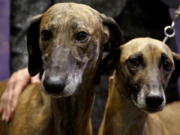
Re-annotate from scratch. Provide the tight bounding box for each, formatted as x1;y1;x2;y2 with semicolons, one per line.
104;37;180;112
27;3;122;97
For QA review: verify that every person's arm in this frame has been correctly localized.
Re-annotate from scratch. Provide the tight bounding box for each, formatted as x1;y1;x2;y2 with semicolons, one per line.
0;68;40;121
0;0;51;122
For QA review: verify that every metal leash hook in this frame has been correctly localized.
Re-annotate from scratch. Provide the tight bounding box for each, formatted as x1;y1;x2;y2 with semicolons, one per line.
163;6;180;43
163;21;176;43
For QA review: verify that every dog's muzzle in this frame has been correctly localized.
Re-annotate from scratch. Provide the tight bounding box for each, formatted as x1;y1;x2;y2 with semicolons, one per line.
145;95;164;112
42;75;66;95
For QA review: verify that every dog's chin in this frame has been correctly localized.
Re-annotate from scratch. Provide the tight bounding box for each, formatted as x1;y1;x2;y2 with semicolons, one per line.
143;106;164;113
49;89;75;98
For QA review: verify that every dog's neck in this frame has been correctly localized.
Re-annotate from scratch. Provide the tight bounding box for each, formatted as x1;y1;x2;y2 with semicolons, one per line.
99;71;149;135
51;78;95;135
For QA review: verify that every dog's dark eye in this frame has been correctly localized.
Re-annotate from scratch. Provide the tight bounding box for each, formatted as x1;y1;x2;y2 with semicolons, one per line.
127;57;142;68
162;59;172;72
161;53;172;72
126;54;144;73
76;31;89;42
41;30;52;41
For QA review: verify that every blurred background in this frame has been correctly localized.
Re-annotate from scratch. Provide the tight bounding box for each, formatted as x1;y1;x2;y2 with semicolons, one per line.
0;0;180;134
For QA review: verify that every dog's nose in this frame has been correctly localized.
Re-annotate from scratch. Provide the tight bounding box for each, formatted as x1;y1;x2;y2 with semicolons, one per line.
43;78;65;95
145;96;163;109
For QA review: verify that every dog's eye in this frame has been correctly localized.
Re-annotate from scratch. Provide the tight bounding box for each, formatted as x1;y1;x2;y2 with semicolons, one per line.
127;57;142;68
41;30;52;41
162;59;172;72
126;54;144;74
76;31;89;42
161;53;172;72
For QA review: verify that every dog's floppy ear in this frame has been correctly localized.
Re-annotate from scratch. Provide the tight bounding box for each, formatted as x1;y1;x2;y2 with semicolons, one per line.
97;14;123;76
99;48;121;75
101;14;124;52
27;14;43;76
170;52;180;82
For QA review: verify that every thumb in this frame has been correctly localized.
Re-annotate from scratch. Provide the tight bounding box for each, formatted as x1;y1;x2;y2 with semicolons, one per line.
31;74;40;83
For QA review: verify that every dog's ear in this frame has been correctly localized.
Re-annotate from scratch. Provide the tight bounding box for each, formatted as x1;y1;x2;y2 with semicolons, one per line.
99;48;121;75
94;47;121;84
27;14;43;76
170;52;180;82
101;14;124;52
97;14;123;77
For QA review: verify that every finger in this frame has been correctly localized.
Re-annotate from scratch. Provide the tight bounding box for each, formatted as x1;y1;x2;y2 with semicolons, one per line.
31;74;40;83
0;93;7;113
6;79;30;121
2;94;14;121
0;68;31;121
2;78;28;122
0;93;8;119
6;80;33;122
0;79;14;115
9;79;29;111
11;90;21;113
2;90;13;121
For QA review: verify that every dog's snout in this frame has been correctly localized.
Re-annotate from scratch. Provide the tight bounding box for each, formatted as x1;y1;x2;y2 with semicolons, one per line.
43;77;65;95
145;96;163;109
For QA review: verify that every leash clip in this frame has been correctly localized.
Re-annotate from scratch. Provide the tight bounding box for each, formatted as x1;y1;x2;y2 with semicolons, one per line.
163;21;176;43
163;6;180;43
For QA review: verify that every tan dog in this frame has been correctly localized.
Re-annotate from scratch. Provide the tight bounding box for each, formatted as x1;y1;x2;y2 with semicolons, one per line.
0;3;122;135
98;38;180;135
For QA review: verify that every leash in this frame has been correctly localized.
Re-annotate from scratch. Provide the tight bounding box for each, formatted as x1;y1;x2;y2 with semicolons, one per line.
163;6;180;43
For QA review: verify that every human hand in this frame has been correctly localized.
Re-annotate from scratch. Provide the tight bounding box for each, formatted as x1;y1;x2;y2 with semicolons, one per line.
0;68;40;121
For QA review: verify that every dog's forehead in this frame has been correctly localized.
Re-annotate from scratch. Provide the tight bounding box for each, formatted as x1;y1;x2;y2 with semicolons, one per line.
40;3;101;30
120;38;173;61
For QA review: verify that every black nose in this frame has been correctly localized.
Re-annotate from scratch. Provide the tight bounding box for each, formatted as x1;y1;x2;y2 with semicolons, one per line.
146;96;163;109
43;78;65;95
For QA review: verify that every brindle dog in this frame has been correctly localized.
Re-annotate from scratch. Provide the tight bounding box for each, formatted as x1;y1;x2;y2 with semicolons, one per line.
0;3;122;135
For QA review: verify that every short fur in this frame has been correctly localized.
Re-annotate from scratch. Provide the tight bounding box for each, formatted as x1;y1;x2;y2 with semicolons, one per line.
98;38;180;135
0;3;123;135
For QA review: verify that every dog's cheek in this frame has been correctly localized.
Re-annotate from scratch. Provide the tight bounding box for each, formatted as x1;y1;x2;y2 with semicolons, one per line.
136;89;146;108
65;68;84;93
87;41;101;60
126;75;144;100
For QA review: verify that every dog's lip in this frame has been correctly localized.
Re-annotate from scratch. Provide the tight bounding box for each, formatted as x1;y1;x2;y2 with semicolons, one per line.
48;93;66;98
134;102;164;113
144;106;164;113
40;83;75;98
131;97;164;113
40;83;61;96
42;89;71;98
